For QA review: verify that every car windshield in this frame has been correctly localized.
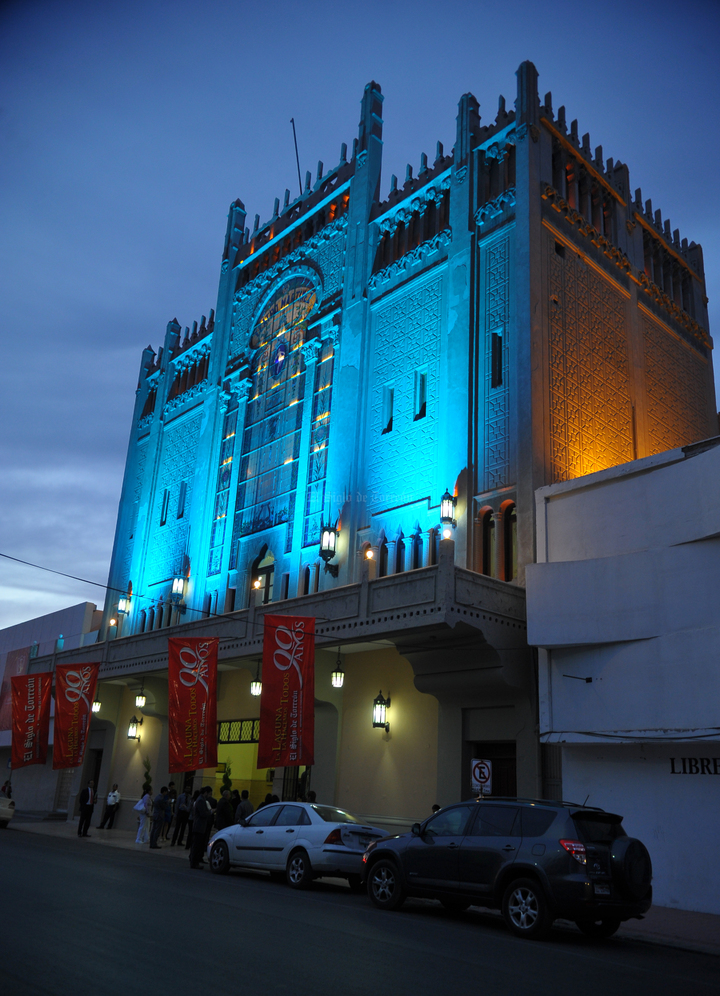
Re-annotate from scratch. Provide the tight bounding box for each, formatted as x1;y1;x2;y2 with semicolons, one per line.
312;805;360;824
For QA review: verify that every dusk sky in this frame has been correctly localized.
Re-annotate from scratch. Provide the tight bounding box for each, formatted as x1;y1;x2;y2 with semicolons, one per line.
1;0;718;633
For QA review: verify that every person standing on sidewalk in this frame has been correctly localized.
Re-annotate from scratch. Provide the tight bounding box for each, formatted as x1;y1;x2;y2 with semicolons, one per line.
77;780;95;837
135;784;152;844
235;789;254;822
171;787;192;846
98;784;120;829
150;787;169;849
189;787;213;869
185;790;200;851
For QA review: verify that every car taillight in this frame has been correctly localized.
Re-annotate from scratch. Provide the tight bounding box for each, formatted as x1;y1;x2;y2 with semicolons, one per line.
560;839;587;865
324;828;343;845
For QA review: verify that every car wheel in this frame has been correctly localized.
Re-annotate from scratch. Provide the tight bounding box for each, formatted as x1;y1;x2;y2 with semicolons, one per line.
576;918;621;939
502;878;552;939
440;898;471;912
347;874;364;893
286;849;313;889
367;859;405;911
209;840;230;875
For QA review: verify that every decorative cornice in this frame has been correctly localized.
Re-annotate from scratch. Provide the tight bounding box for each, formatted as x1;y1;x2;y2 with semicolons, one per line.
474;187;516;226
137;412;154;434
356;150;368;167
376;176;451;236
163;378;209;415
368;228;452;289
542;185;711;352
172;340;211;370
235;215;348;304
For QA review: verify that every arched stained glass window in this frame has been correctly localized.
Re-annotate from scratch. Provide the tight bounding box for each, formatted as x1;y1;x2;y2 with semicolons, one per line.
230;277;317;552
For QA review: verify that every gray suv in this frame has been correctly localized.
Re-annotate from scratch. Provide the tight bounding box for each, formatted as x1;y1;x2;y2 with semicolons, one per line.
361;798;652;939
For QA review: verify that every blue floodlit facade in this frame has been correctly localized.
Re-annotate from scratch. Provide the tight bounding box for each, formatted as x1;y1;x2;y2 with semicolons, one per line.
96;62;714;808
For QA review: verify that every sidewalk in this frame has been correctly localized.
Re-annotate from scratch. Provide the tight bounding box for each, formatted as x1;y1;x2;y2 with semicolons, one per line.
7;816;719;956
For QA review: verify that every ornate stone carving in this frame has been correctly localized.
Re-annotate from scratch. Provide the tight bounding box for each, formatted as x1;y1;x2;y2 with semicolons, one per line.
483;234;511;491
368;275;442;506
163;378;209;416
474;187;517;227
368;229;451;289
301;338;323;363
229;216;348;359
145;413;202;583
642;315;710;455
547;229;633;483
541;185;710;352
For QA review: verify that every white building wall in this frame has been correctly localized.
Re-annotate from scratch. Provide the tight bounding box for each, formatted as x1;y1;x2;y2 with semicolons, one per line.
528;437;720;913
562;744;720;914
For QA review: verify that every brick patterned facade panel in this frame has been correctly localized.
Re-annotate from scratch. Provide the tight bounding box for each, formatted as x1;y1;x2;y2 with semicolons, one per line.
368;275;442;507
643;316;710;455
145;413;202;583
483;233;511;491
548;234;633;482
119;443;147;591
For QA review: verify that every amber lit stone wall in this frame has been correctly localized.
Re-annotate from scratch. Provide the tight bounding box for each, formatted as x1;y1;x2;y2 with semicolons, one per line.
547;233;633;483
642;314;712;456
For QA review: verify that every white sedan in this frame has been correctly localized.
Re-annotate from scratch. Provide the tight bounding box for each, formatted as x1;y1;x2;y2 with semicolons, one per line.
207;802;386;889
0;795;15;828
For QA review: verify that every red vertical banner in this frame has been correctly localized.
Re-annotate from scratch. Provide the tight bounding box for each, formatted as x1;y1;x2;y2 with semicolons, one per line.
258;615;315;769
52;663;100;770
11;673;52;768
168;638;218;773
0;648;30;731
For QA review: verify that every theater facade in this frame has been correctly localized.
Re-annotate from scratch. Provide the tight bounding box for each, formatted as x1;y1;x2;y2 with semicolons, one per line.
14;62;714;832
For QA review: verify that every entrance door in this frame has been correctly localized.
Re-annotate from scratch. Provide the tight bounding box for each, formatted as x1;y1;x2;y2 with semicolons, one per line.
467;742;516;798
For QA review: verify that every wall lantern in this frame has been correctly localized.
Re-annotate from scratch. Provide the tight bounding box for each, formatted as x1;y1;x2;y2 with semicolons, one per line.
91;699;101;714
118;582;132;615
127;715;143;740
440;488;457;539
171;575;186;605
135;682;146;709
250;661;262;697
372;690;391;732
365;548;374;560
108;618;117;628
331;653;345;689
319;518;339;577
253;578;262;590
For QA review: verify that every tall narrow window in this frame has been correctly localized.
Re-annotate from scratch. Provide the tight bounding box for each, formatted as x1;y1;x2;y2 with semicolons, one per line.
503;503;517;582
382;386;394;434
160;489;170;526
491;331;503;389
177;481;187;519
414;370;427;420
482;510;495;577
378;541;388;577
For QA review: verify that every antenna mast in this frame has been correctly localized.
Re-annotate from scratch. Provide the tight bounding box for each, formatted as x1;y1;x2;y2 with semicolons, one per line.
290;117;302;197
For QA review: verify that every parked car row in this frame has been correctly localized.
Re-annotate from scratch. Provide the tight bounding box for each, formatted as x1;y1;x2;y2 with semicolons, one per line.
206;797;653;941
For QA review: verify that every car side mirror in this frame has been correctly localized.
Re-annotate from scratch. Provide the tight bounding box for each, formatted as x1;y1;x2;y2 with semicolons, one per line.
238;818;248;827
411;822;422;836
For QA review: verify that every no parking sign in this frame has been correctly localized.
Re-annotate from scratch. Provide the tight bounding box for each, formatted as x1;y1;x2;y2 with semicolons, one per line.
471;757;492;796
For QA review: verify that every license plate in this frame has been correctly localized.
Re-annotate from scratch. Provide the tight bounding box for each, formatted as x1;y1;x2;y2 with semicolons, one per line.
594;883;610;896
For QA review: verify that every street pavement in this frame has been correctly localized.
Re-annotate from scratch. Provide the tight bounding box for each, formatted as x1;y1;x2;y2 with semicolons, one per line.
1;820;719;996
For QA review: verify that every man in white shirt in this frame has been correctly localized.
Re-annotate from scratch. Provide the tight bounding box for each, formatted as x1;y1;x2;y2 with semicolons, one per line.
98;784;120;829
